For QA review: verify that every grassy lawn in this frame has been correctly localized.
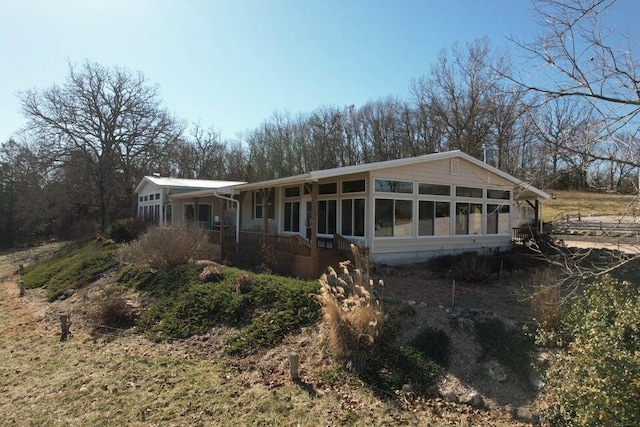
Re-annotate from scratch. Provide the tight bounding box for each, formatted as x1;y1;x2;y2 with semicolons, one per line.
0;243;532;426
541;190;639;221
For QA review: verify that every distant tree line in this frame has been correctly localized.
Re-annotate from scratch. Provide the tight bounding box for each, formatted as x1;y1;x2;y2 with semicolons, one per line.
2;0;640;248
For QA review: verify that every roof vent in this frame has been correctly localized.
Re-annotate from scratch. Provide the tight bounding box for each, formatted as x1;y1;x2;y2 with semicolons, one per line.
152;172;161;177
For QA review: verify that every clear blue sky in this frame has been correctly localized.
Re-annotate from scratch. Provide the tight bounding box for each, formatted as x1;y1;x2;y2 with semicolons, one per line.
0;0;637;143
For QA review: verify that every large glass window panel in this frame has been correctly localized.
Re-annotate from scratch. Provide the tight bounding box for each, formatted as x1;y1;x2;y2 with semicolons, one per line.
455;203;468;235
342;179;365;193
342;198;365;237
354;199;365;236
375;199;394;236
487;204;510;234
456;186;483;198
419;183;450;196
375;179;413;194
319;183;337;195
418;201;435;236
284;186;300;198
327;200;337;234
198;204;211;228
498;205;510;234
487;189;510;200
341;199;352;236
318;201;327;234
435;202;450;235
394;200;413;236
487;204;498;234
317;200;337;234
470;203;483;234
284;201;300;232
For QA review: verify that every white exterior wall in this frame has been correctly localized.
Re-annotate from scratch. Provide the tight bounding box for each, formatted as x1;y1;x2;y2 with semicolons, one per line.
169;195;235;229
367;158;515;265
235;157;533;265
137;183;165;223
239;190;280;233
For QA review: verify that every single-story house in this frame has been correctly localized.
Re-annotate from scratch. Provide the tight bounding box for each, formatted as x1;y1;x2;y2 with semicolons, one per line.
135;150;550;277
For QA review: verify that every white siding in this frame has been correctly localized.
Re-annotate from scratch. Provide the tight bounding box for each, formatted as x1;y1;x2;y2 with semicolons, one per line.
370;158;512;188
367;157;515;264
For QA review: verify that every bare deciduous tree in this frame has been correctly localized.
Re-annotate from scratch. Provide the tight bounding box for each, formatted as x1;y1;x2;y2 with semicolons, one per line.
511;0;640;166
20;61;181;232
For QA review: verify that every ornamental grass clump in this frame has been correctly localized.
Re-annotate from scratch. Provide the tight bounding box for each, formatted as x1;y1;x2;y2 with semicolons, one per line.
320;245;385;371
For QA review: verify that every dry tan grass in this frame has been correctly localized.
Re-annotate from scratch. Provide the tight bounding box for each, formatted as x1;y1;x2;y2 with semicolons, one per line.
542;190;639;221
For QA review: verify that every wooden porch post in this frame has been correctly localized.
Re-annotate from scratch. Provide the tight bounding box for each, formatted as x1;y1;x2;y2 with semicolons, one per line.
237;192;246;235
261;188;272;241
534;199;540;231
310;182;319;277
219;197;225;256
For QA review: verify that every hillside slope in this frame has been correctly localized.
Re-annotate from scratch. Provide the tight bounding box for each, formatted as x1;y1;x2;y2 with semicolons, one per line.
0;244;531;426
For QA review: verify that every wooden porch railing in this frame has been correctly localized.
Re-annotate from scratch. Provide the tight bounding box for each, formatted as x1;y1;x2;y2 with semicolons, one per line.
237;232;312;257
512;226;538;244
333;233;354;253
207;230;237;245
290;235;312;257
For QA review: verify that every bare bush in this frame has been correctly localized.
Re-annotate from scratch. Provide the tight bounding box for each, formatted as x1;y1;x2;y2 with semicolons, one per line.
453;252;494;282
91;290;136;330
529;268;565;347
320;245;385;370
125;226;219;270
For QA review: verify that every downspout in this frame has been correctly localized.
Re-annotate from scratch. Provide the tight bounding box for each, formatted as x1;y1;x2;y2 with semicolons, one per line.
213;190;240;243
539;200;544;234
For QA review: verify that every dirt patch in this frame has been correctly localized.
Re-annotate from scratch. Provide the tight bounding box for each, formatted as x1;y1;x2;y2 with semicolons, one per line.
373;266;537;409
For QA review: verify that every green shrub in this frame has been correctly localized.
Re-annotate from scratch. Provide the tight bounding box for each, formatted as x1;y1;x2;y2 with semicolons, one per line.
539;275;640;426
358;345;443;397
21;239;119;300
130;263;321;351
108;218;148;243
407;327;451;368
396;346;442;394
475;317;534;379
